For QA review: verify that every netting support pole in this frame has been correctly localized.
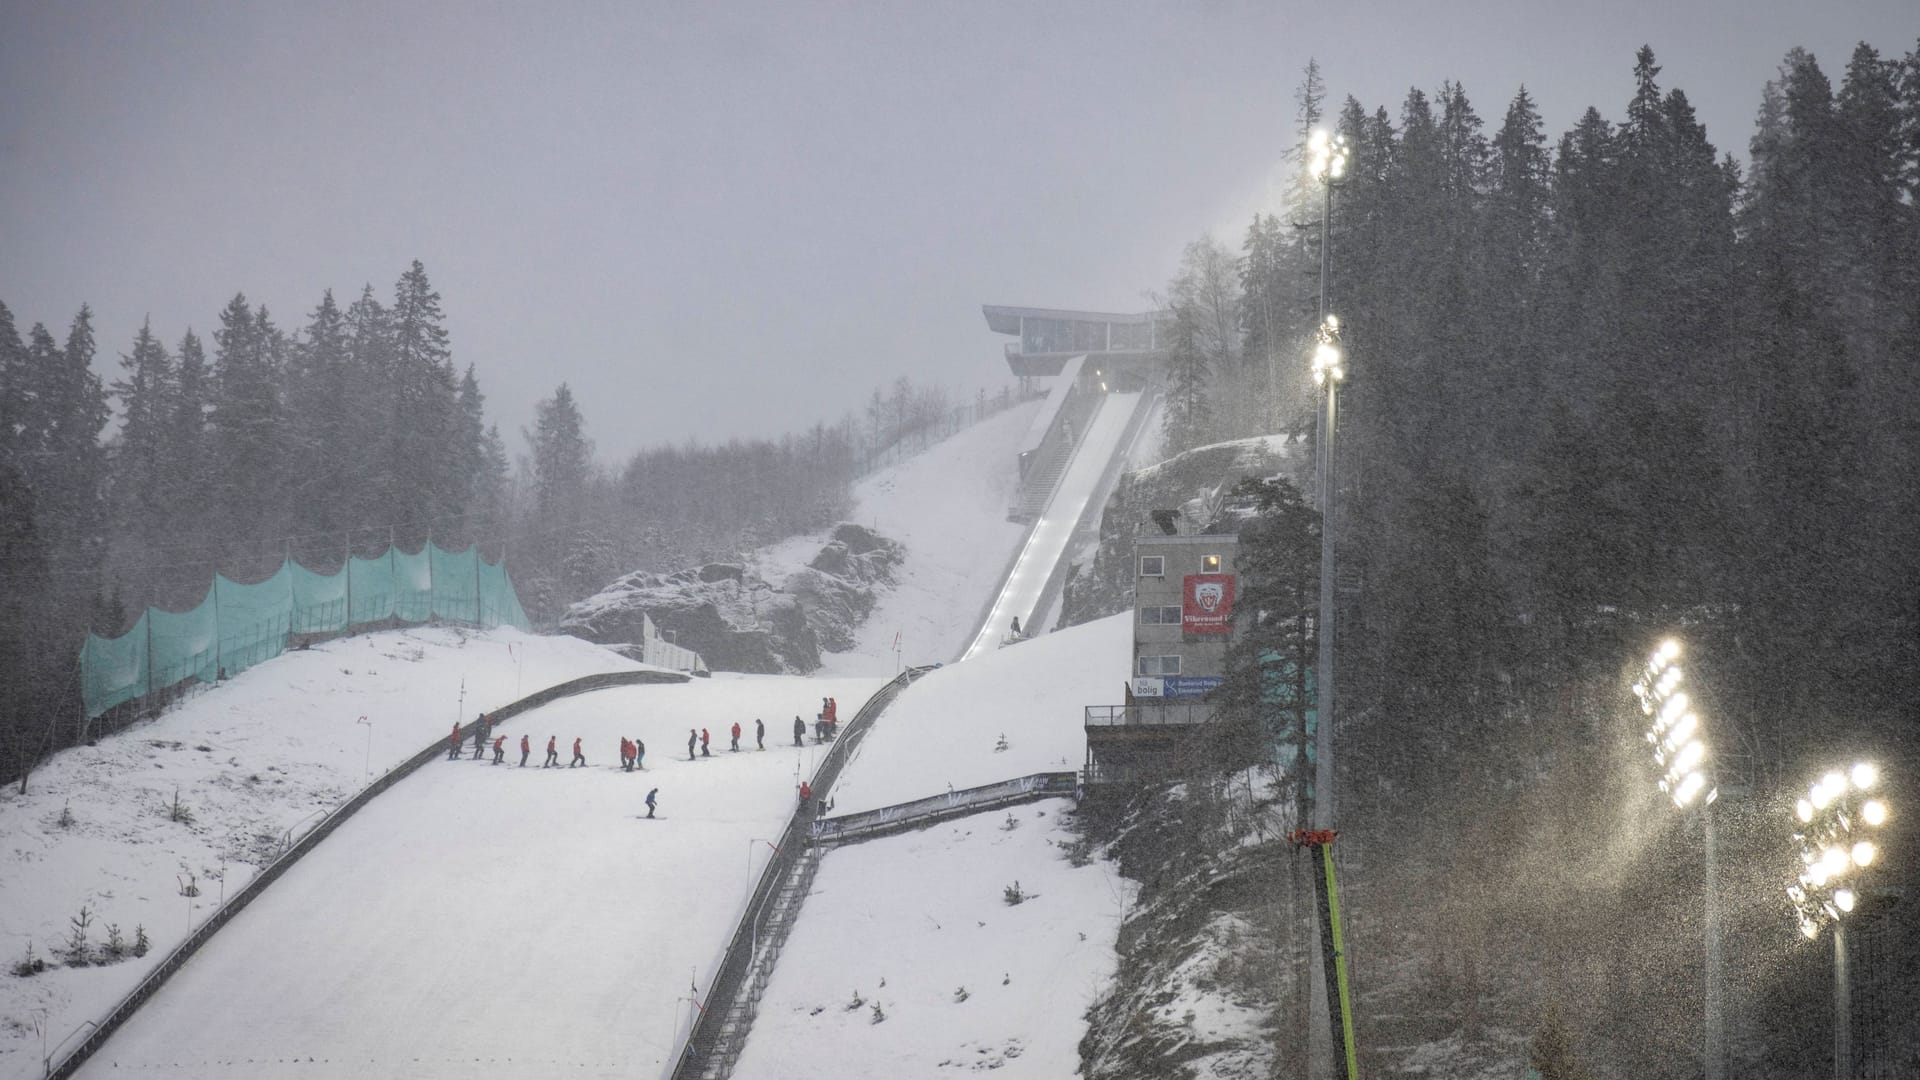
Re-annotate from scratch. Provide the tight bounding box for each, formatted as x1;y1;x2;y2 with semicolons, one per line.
1295;830;1360;1080
344;532;353;628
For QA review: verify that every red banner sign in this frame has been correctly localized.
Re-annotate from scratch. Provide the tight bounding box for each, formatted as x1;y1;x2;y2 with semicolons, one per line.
1182;574;1235;634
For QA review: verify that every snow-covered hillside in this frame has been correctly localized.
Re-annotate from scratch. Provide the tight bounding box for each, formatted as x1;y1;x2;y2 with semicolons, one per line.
769;399;1038;675
6;397;1152;1080
0;626;642;1080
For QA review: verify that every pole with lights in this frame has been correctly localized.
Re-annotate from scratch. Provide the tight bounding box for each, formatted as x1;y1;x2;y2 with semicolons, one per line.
1629;638;1724;1080
1307;126;1347;835
1302;126;1350;1080
1787;762;1890;1080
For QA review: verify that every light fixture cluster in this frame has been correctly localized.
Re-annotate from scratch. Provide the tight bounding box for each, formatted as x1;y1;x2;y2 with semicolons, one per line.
1631;638;1715;809
1309;128;1349;183
1788;762;1890;939
1310;314;1344;387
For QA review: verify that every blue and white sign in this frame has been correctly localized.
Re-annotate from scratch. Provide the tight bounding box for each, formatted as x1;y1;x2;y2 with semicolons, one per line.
1161;676;1223;698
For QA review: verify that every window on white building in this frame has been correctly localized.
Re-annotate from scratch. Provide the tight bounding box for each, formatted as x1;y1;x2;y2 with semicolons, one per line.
1137;655;1182;676
1139;555;1165;577
1139;606;1182;625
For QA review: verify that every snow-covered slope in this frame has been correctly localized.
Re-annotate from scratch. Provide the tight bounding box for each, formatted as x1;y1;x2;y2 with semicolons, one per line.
0;626;642;1080
733;800;1131;1080
829;613;1130;816
73;672;886;1080
730;613;1135;1079
768;399;1039;676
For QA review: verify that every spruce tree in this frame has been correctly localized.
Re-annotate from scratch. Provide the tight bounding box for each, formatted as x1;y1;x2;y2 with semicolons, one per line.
109;319;175;552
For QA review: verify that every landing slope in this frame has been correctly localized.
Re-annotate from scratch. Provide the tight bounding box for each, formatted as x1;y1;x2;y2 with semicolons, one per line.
76;673;885;1079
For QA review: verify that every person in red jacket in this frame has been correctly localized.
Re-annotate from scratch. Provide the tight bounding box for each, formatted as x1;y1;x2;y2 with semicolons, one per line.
729;721;741;752
491;734;505;765
798;780;813;811
544;736;559;768
519;733;531;767
448;723;462;760
699;728;711;758
619;737;633;772
570;737;586;768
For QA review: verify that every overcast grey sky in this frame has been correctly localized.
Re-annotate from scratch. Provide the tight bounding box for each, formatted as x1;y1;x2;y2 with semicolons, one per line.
3;1;1913;461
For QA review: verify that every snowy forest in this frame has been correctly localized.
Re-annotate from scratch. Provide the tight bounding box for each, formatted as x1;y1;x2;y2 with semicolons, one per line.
1141;43;1920;1077
0;260;991;779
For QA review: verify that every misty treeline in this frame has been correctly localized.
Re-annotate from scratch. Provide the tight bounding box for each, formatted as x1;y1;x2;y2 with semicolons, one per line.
0;256;999;780
1165;44;1920;1077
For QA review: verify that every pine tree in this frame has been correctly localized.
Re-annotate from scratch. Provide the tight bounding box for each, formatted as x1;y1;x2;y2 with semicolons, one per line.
386;261;458;540
109;319;175;552
207;295;285;559
285;289;353;544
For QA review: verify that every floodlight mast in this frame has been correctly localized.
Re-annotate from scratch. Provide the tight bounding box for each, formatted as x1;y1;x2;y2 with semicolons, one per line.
1630;638;1723;1080
1785;762;1890;1080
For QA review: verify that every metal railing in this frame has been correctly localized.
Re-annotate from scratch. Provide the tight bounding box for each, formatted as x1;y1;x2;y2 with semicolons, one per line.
47;666;690;1080
669;666;924;1080
809;772;1080;846
1085;702;1215;728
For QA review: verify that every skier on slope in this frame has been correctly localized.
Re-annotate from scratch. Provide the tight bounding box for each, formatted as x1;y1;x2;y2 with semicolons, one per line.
492;734;506;765
793;715;805;747
645;788;659;819
755;718;765;750
798;780;813;812
520;733;531;767
700;728;711;758
729;722;741;752
448;723;462;761
544;736;559;768
635;737;646;770
570;737;586;768
687;728;697;760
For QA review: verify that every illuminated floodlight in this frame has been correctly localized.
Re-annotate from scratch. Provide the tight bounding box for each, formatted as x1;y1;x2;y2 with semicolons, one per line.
1309;128;1350;183
1785;761;1891;938
1673;771;1708;807
1310;314;1345;387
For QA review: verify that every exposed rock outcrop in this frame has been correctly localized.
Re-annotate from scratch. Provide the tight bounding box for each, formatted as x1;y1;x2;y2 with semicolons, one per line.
561;524;904;673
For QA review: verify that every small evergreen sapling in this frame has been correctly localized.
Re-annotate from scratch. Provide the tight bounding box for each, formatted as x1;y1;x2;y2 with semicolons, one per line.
132;924;149;957
66;904;92;966
105;923;125;959
57;801;74;828
1003;881;1025;906
870;1001;886;1024
953;985;970;1002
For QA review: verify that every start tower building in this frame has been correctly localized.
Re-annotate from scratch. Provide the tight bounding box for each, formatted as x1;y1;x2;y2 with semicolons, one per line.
982;305;1168;391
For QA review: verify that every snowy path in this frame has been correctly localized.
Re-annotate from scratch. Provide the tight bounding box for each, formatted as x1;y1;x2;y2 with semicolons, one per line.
75;674;884;1080
961;393;1141;661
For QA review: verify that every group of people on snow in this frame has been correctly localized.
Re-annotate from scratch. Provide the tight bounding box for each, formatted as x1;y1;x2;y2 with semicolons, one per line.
442;695;842;821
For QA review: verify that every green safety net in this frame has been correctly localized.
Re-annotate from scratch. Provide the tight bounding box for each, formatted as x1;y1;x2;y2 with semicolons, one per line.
149;586;218;689
81;543;531;719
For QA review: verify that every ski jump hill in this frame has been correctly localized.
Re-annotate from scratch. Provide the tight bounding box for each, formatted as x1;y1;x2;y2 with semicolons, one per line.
6;381;1155;1080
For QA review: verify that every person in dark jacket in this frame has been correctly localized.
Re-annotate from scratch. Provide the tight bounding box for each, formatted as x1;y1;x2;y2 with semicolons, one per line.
570;737;586;768
520;734;531;767
448;723;462;760
635;737;646;770
755;718;765;750
729;722;741;752
793;715;805;747
544;736;559;768
699;728;711;758
645;788;658;818
491;735;505;765
687;728;698;760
